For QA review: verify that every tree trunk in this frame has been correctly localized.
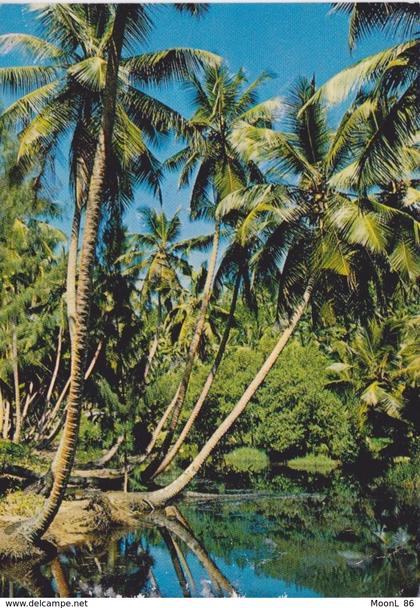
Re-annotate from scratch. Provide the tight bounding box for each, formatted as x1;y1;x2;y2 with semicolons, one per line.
50;558;71;598
46;327;63;405
143;333;159;384
93;433;124;467
12;325;21;443
147;279;314;505
0;388;4;437
143;510;237;596
160;528;190;597
21;385;37;429
67;176;83;343
152;272;241;478
142;221;221;478
2;401;10;440
20;7;128;544
35;341;102;446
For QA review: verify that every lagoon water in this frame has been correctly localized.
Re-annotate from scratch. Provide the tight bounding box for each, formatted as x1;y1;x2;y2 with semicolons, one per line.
1;471;418;598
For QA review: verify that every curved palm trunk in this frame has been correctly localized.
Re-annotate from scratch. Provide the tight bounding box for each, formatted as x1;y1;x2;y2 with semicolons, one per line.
142;222;221;478
66;205;81;343
94;433;124;467
20;7;127;544
2;400;10;439
152;272;241;479
143;333;159;384
171;535;196;595
35;341;102;447
50;558;70;598
0;389;4;437
12;325;21;443
144;511;237;596
160;528;190;597
147;279;314;505
46;326;63;405
24;135;108;542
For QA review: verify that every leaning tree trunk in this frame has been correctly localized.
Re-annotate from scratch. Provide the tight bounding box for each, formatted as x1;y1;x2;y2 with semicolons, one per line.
146;279;314;505
0;388;4;437
35;340;103;447
17;7;128;546
66;204;81;344
142;221;221;478
46;326;63;405
12;324;21;443
2;400;10;440
151;271;241;479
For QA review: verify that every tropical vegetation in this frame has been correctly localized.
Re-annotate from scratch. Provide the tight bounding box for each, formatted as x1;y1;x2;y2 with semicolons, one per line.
0;2;418;566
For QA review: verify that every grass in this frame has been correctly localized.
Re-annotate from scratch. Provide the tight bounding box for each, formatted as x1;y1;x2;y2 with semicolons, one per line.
0;490;44;518
385;458;420;492
286;454;340;472
224;447;270;473
0;439;49;475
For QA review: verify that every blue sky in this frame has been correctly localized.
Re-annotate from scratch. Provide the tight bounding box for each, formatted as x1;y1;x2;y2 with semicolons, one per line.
0;3;393;250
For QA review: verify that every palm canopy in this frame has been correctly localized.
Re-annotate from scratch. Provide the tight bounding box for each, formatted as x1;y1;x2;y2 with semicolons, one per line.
0;4;221;208
165;263;230;358
299;4;420;192
327;314;419;422
220;76;419;319
331;2;420;50
118;207;212;308
166;64;281;221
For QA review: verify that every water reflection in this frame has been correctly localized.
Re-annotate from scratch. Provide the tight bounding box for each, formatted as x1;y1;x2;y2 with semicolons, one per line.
1;474;419;598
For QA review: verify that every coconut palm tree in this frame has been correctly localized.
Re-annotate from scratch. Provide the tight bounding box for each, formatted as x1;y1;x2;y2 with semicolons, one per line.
143;75;419;505
142;65;280;476
0;133;65;443
0;4;219;342
150;226;260;478
120;207;212;312
0;3;217;558
331;3;420;51
327;314;419;425
299;3;420;192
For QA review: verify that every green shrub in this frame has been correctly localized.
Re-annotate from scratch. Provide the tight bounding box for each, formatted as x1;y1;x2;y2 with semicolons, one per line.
224;447;270;473
385;458;420;491
0;439;31;460
0;490;44;517
78;414;103;449
287;454;340;472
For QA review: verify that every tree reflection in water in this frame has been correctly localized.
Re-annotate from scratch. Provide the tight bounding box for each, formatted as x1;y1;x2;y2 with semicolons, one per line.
0;480;418;598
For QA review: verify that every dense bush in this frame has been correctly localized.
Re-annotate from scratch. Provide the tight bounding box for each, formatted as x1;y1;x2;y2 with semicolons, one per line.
150;339;359;465
224;447;270;473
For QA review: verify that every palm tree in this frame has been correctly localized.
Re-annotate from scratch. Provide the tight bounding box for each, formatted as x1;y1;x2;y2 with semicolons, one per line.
142;65;280;476
327;314;419;425
0;134;65;444
121;207;212;312
331;3;420;51
0;3;217;558
150;227;259;478
0;4;220;342
143;75;419;504
299;3;420;192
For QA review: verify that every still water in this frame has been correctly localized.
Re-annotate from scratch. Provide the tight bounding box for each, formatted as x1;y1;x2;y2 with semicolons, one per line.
1;472;419;598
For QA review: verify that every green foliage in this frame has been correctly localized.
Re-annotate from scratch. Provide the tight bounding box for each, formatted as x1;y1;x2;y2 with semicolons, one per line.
287;454;340;472
78;414;104;451
224;447;270;473
0;2;417;495
0;490;44;517
385;460;420;492
0;439;30;460
251;341;357;460
158;339;359;465
0;439;47;474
